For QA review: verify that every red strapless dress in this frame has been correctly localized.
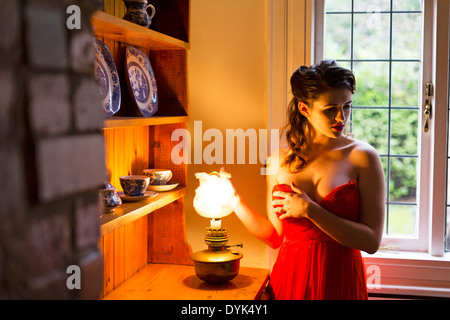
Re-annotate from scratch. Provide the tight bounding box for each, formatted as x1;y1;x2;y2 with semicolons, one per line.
269;181;368;300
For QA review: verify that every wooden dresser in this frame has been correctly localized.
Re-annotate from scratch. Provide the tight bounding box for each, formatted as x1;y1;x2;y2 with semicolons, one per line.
94;0;269;300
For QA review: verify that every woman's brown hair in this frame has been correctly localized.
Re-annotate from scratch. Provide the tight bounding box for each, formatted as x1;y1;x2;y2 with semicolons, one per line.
282;60;356;172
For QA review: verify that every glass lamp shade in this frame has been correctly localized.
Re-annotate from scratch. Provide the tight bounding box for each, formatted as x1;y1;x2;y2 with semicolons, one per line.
193;171;237;219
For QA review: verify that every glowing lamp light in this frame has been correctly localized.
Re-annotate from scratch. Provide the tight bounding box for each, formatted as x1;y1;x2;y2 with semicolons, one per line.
193;171;237;228
191;171;243;284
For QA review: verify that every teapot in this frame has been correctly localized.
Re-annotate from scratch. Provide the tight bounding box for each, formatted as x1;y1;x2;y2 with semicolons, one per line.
99;182;122;213
193;171;237;219
123;0;156;28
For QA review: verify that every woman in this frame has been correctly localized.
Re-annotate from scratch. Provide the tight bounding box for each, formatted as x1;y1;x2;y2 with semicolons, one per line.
232;60;385;300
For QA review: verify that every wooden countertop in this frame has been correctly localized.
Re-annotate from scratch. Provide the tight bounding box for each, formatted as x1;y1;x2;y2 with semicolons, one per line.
103;264;270;300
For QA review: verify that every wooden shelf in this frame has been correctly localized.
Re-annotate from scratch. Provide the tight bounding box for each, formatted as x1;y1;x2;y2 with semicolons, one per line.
104;115;188;128
92;10;190;50
97;1;197;298
103;264;270;300
100;186;187;235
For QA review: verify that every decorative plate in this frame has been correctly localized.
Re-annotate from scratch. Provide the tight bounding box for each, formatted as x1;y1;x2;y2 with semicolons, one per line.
147;182;179;192
125;46;158;117
118;191;158;202
94;39;121;117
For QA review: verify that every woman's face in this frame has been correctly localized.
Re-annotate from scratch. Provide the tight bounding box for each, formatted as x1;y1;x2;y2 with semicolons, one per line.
299;88;353;140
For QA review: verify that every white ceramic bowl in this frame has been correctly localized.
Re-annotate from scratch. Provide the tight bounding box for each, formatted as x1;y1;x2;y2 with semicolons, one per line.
143;169;172;185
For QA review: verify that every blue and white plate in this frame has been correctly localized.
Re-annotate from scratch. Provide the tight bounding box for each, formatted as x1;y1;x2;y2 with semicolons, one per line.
125;46;158;117
94;39;121;118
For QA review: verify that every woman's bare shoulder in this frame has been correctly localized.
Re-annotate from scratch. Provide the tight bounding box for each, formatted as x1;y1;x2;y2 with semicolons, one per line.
265;147;290;177
347;138;382;168
272;146;290;157
267;146;290;164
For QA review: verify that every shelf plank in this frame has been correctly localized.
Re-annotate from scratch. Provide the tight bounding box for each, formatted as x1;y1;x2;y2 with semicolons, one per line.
91;10;190;50
104;115;188;128
102;264;270;300
100;186;187;235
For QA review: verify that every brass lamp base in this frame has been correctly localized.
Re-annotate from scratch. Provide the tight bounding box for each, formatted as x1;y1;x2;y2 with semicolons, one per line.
190;226;243;284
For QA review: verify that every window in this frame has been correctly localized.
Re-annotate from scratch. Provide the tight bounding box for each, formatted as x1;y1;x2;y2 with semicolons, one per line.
316;0;448;254
325;0;422;238
267;0;450;297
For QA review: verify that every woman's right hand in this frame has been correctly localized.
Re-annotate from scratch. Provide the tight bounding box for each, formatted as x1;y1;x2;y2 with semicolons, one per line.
272;182;315;220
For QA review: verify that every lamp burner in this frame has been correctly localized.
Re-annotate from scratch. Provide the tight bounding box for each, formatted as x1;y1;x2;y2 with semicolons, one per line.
204;227;229;248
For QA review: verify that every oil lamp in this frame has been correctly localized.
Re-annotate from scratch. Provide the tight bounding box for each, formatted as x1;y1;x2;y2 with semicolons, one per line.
191;171;243;284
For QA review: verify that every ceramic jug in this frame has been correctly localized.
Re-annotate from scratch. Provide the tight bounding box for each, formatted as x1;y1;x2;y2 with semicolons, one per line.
123;0;156;28
100;182;122;213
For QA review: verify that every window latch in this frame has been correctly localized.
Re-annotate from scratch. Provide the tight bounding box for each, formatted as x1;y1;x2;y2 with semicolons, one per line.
424;83;433;133
426;82;433;97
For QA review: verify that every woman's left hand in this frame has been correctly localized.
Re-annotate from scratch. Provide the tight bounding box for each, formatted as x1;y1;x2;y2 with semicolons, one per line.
272;183;314;220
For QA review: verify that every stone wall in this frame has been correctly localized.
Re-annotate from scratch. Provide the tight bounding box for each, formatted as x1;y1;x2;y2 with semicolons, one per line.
0;0;104;299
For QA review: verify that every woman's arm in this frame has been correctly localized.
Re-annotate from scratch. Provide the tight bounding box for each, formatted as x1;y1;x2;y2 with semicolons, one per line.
274;145;385;254
232;153;285;249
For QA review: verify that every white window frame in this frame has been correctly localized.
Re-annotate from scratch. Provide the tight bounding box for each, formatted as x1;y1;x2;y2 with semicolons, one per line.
267;0;450;297
315;0;448;255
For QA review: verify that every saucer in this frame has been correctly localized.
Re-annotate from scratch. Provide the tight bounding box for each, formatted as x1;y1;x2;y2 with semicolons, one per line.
118;191;158;202
147;182;179;192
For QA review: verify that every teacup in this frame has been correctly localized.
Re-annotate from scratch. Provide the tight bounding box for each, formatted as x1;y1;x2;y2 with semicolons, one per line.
143;169;172;185
119;175;150;196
